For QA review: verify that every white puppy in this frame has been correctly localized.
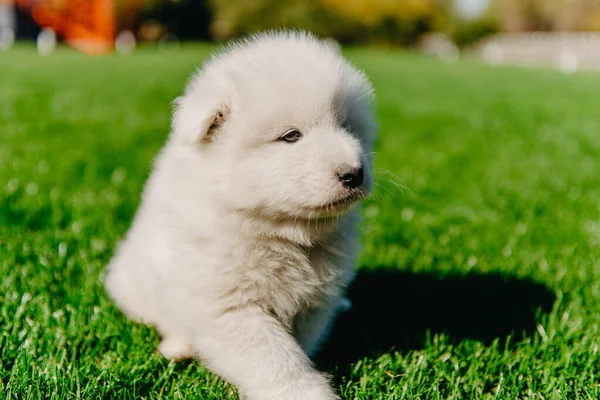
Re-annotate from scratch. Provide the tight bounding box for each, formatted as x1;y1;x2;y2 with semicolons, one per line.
105;30;376;400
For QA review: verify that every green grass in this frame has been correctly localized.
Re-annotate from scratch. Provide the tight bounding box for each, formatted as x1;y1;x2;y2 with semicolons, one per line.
1;44;600;399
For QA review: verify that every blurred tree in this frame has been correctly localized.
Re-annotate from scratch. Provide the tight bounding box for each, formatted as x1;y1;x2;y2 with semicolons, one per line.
140;0;211;40
434;0;498;47
210;0;338;41
322;0;442;44
210;0;444;45
115;0;211;41
114;0;143;31
496;0;600;31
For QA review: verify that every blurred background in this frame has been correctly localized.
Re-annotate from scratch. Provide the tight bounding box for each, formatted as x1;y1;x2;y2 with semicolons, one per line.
2;2;600;397
2;0;600;72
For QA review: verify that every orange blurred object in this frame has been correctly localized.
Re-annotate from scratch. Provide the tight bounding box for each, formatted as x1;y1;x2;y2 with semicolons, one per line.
17;0;115;54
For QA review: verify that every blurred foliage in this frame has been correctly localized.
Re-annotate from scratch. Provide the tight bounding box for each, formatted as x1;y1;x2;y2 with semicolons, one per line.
114;0;146;31
440;0;499;47
112;0;600;46
447;18;498;47
114;0;211;40
209;0;338;42
139;0;211;40
320;0;443;44
494;0;600;32
209;0;443;45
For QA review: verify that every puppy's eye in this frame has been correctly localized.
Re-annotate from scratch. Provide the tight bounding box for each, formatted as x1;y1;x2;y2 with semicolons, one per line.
279;129;302;143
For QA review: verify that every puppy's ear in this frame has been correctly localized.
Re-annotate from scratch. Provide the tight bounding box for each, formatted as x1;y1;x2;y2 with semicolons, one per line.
171;82;232;145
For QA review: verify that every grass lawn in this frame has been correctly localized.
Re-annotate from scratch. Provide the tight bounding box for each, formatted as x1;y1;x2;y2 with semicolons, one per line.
1;44;600;399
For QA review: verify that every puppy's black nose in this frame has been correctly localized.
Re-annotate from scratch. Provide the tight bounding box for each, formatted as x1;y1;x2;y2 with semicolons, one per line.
337;164;364;188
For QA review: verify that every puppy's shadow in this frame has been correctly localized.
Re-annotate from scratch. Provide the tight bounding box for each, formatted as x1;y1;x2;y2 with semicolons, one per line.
316;268;556;370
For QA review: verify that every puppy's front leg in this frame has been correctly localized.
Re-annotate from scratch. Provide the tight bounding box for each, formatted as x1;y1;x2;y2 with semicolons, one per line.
197;305;339;400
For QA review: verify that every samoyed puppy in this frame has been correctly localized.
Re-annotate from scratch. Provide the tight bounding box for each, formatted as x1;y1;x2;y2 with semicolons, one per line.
105;30;376;400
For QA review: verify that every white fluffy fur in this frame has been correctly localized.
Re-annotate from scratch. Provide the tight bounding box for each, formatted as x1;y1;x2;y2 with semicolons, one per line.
105;30;376;400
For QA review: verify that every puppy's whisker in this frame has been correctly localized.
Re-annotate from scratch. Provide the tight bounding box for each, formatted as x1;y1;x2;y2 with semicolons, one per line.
377;176;411;192
373;170;413;199
374;168;412;191
381;180;414;201
373;181;401;200
363;151;379;157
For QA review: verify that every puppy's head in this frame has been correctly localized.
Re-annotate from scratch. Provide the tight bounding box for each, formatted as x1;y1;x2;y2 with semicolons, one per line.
171;31;376;221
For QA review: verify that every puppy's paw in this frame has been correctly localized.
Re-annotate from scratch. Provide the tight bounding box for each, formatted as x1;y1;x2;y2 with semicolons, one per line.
242;373;339;400
158;336;195;360
240;390;338;400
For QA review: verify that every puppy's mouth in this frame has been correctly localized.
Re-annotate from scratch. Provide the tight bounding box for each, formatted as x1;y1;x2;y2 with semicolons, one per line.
309;189;369;215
